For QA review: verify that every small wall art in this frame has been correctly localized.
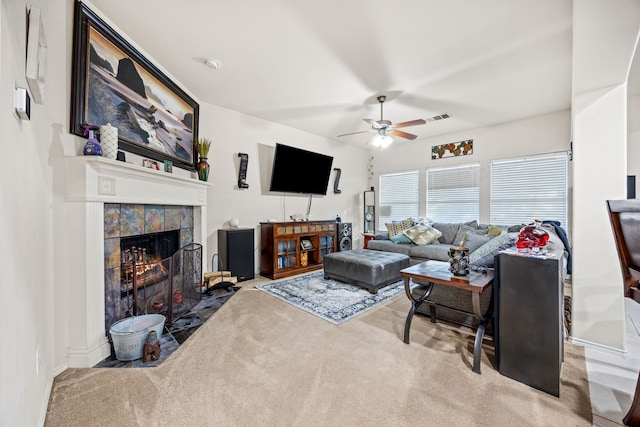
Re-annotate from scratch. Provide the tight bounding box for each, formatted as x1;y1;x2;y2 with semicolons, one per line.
432;139;473;160
143;159;160;170
26;7;46;104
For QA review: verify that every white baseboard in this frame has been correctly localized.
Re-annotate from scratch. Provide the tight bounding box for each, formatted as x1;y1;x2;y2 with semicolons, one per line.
38;370;55;427
66;339;112;368
570;336;629;358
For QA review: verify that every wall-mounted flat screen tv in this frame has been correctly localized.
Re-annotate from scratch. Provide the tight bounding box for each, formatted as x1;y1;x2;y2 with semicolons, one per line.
269;143;334;195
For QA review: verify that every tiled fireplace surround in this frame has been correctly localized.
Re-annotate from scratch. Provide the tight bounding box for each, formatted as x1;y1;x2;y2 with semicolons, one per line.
103;203;194;334
65;157;208;368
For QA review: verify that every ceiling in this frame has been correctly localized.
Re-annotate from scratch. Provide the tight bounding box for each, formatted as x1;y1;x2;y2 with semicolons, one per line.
84;1;632;147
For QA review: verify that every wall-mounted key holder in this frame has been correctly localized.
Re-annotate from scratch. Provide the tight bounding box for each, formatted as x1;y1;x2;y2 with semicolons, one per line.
238;153;249;189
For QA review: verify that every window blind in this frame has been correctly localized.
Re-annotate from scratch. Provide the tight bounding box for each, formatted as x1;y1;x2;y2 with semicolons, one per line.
490;153;568;227
378;171;419;226
426;164;480;222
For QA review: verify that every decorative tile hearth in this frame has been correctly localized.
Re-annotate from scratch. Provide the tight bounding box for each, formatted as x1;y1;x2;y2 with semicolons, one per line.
95;287;237;368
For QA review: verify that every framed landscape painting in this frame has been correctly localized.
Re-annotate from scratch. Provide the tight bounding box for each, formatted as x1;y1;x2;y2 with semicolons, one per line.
70;2;199;171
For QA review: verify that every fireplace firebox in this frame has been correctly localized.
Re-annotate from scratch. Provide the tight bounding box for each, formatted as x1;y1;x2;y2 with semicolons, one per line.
118;237;203;333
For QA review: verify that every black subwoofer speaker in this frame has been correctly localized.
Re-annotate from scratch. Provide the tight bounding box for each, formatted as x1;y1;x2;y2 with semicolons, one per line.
628;175;636;199
218;229;254;282
337;222;352;251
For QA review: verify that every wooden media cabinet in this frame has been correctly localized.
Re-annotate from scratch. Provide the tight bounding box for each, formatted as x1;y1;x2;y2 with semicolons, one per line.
260;220;337;279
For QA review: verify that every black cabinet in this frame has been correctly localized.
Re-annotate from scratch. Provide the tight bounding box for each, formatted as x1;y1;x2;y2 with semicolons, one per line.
218;229;255;282
495;252;564;396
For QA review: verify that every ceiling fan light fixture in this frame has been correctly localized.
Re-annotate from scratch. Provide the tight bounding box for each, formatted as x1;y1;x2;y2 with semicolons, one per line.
369;133;393;149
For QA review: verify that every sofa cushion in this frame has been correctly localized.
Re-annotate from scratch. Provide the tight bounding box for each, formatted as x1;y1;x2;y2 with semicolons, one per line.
453;224;476;246
507;223;528;233
366;239;412;255
403;224;442;246
462;230;495;252
434;220;479;244
432;223;461;244
469;232;517;267
374;231;390;240
409;243;452;262
385;219;413;237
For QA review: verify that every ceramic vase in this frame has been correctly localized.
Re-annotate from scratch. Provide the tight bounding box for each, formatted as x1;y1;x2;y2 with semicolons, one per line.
196;157;210;181
448;246;470;276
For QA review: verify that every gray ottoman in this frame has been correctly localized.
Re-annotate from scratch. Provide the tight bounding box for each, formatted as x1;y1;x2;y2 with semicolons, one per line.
323;249;410;294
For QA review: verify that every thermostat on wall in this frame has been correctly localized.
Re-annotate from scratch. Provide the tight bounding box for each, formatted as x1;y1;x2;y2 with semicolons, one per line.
14;86;31;120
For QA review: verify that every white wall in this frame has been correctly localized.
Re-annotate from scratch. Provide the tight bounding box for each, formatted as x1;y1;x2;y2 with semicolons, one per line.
0;0;370;423
0;0;68;424
373;110;571;227
199;102;370;274
571;0;640;351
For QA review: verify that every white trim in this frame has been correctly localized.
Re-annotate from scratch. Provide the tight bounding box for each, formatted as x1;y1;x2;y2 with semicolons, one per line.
569;336;629;358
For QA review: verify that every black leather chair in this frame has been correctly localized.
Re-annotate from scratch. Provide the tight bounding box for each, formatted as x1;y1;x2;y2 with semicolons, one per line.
607;199;640;426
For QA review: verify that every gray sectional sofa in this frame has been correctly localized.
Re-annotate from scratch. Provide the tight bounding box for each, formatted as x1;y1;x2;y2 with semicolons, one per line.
366;219;568;328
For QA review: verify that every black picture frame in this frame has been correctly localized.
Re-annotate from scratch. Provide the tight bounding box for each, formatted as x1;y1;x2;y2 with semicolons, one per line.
300;239;314;251
70;1;199;171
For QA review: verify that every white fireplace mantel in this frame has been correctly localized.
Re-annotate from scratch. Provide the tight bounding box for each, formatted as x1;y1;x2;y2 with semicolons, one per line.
64;156;209;368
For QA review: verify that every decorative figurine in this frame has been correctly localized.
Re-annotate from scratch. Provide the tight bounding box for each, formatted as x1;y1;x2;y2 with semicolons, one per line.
142;330;161;362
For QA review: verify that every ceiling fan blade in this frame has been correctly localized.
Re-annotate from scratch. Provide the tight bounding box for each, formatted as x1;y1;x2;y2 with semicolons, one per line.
392;119;426;129
337;130;370;138
363;118;383;129
390;130;418;140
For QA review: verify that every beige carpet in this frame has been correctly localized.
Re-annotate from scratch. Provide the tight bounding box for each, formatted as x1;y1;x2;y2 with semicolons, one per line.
46;285;592;426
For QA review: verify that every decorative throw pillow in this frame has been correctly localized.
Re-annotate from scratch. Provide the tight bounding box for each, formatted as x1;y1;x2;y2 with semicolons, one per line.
385;219;413;237
462;230;495;252
390;233;413;244
402;224;443;246
487;225;507;236
410;216;433;226
470;232;517;268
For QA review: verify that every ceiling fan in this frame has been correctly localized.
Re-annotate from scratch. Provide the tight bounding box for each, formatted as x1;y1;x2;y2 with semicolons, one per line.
337;95;449;148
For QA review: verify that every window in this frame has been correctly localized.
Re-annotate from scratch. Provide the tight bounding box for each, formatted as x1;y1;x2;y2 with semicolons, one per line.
490;153;568;227
378;171;419;226
426;164;480;222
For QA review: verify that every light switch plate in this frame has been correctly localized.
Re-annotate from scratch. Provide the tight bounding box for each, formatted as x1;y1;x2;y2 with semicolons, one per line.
14;86;31;120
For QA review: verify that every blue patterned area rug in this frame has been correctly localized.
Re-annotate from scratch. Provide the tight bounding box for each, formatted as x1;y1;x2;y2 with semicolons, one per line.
256;271;405;324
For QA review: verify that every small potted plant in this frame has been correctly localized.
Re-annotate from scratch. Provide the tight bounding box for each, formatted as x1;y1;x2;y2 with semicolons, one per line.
195;137;212;181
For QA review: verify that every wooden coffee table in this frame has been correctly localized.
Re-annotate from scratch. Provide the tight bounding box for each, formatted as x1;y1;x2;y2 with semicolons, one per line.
400;260;494;374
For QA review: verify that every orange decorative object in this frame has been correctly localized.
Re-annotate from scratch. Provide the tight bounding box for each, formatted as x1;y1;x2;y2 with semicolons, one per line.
363;233;375;249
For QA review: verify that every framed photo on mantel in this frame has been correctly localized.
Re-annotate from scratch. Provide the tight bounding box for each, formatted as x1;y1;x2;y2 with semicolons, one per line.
70;2;199;171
